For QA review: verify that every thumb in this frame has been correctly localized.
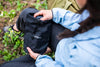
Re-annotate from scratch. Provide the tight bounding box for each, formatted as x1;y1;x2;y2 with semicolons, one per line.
34;10;43;18
27;47;40;60
27;47;34;54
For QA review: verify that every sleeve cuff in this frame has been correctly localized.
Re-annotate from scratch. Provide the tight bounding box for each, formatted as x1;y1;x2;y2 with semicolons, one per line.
52;8;59;23
36;55;53;61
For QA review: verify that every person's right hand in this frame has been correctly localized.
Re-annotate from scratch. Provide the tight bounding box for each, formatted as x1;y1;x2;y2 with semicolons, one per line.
34;10;53;21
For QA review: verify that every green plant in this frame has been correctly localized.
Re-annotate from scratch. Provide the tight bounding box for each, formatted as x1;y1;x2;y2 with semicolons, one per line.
33;0;48;10
1;28;26;61
0;11;8;17
46;52;55;59
0;2;3;11
8;9;16;19
8;0;13;5
0;29;2;33
0;9;16;22
0;9;16;18
16;1;27;11
41;0;48;9
33;0;41;10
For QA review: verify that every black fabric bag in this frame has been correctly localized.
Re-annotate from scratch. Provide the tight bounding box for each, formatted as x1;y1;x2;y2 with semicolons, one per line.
16;8;52;54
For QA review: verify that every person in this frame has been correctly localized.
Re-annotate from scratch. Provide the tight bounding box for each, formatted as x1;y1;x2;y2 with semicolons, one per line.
1;0;100;67
28;0;100;67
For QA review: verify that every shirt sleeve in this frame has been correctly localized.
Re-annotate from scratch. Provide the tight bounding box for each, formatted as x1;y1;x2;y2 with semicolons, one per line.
52;8;89;31
35;55;64;67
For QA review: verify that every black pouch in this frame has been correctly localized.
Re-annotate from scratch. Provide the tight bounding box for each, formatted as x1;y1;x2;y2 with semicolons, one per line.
16;8;52;54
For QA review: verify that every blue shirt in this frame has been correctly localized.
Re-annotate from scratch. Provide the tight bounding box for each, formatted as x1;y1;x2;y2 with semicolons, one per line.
35;8;100;67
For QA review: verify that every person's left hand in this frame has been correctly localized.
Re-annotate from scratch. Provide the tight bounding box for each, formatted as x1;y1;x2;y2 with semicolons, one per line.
27;47;40;60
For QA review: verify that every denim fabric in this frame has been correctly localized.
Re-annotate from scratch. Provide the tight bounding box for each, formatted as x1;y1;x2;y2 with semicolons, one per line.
52;8;89;31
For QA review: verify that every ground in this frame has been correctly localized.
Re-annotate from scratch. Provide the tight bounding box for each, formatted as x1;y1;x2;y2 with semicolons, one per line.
0;0;47;64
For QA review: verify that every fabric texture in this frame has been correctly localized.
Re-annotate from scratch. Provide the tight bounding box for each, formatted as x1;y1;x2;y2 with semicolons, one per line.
16;8;52;54
48;23;65;51
0;55;36;67
52;8;89;31
47;0;80;12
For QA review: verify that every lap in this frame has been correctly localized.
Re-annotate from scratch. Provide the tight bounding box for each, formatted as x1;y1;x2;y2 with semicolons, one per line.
0;55;36;67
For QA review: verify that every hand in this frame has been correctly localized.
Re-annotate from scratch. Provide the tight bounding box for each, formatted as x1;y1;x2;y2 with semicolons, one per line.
44;47;52;54
34;10;53;21
13;24;19;31
27;47;40;60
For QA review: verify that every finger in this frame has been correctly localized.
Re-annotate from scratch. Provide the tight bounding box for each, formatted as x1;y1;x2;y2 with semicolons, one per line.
34;11;43;18
27;47;34;54
27;47;40;60
40;17;47;21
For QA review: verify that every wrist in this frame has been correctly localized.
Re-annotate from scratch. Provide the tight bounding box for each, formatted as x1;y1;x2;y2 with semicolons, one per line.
36;54;41;60
51;10;53;20
34;54;40;60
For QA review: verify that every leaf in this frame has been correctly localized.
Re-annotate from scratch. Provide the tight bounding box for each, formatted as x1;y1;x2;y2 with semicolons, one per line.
4;43;8;47
3;56;9;61
2;49;8;55
8;53;12;59
12;52;16;56
0;50;2;54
